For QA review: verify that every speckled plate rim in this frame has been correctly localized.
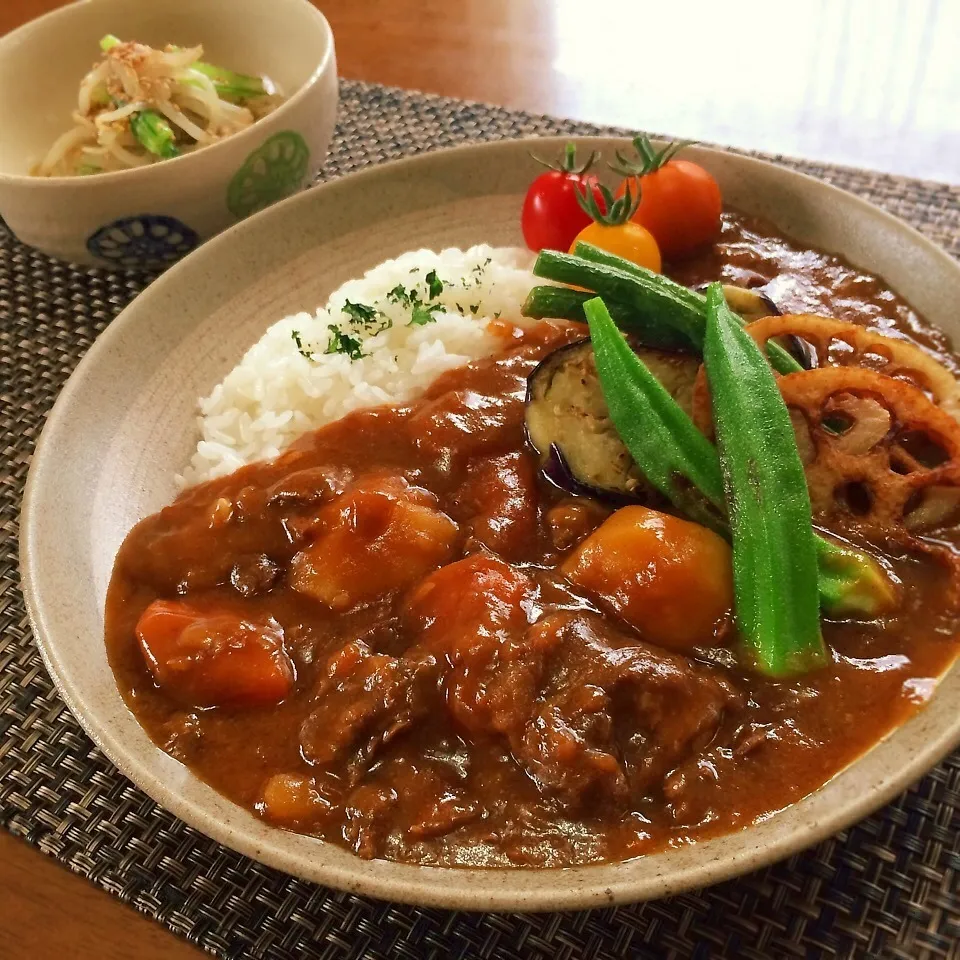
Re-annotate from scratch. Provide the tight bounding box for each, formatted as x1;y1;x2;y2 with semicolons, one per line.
19;136;960;912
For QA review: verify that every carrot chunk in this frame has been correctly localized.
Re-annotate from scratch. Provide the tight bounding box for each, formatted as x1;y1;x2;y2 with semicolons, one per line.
135;599;294;708
405;553;530;658
404;555;540;734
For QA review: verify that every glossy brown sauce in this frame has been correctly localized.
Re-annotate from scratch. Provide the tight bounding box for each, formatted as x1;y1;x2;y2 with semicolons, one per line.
106;213;960;867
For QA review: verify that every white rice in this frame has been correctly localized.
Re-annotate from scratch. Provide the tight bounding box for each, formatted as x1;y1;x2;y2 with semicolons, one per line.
178;245;545;487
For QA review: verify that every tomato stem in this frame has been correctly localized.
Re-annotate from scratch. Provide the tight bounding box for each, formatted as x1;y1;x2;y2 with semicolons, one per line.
575;177;641;226
530;141;599;175
610;134;697;178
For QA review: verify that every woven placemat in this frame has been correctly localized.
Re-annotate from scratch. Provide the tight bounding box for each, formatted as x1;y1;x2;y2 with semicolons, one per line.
2;79;959;960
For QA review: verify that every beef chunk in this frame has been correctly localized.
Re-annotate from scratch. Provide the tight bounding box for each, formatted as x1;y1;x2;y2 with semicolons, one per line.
342;783;400;859
405;563;740;812
266;465;354;507
229;554;279;597
453;452;540;561
299;639;438;777
514;613;740;810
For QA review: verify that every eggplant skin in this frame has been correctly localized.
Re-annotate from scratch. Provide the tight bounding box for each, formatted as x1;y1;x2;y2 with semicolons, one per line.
695;283;818;368
696;283;780;324
525;338;700;504
540;442;642;508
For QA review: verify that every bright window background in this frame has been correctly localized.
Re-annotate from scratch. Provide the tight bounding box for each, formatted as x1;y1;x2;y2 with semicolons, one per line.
545;0;959;181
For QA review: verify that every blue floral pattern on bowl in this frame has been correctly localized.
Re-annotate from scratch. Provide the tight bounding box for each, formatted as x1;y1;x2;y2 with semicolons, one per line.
86;215;199;270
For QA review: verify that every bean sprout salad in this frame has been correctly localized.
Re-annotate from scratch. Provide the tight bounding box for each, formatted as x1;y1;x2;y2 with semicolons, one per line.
34;35;283;177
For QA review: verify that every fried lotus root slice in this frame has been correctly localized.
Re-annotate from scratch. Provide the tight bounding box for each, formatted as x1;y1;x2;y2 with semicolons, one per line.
692;314;960;436
777;366;960;536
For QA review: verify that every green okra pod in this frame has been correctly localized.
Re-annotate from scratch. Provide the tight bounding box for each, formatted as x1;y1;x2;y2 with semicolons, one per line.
536;249;705;349
537;244;802;374
814;534;897;618
584;297;729;535
522;285;692;351
702;282;827;675
581;294;895;651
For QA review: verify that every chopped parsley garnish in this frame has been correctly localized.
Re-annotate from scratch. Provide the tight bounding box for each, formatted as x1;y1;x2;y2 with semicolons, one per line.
409;302;443;326
293;269;462;362
425;269;444;299
341;299;391;335
469;304;479;315
291;329;314;359
342;300;379;325
386;283;413;306
493;310;502;319
386;276;448;326
324;324;365;360
468;258;492;286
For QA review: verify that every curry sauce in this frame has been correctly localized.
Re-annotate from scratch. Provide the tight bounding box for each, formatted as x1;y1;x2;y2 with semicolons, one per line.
106;214;960;867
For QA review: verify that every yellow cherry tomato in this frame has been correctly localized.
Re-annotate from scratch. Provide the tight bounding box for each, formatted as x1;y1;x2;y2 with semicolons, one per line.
570;220;662;273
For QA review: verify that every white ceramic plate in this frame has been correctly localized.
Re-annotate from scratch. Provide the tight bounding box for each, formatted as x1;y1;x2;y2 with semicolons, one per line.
19;137;960;911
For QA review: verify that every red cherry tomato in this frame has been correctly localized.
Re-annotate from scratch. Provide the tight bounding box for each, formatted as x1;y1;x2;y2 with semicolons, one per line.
613;136;722;260
521;144;605;252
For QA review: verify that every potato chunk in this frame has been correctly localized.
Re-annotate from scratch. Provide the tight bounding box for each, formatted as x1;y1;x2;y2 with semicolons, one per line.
260;773;326;825
290;477;459;611
561;506;733;651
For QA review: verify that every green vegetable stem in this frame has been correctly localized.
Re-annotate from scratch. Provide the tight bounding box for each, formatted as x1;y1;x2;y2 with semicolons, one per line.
701;283;827;676
99;35;180;159
100;35;269;104
522;285;691;351
534;244;802;374
130;110;180;159
191;61;270;103
582;295;896;668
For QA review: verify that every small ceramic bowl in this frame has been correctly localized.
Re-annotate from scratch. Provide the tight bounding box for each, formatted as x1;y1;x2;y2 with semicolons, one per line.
0;0;338;269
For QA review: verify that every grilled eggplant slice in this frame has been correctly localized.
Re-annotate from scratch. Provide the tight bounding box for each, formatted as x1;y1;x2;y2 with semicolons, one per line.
695;283;780;323
525;338;700;504
696;282;814;367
